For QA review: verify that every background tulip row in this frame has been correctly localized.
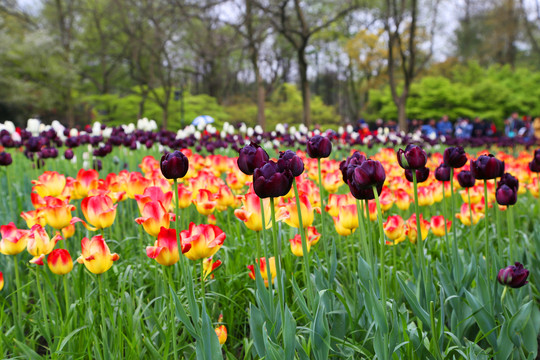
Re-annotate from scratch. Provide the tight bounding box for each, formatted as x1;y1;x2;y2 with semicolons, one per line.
0;139;538;359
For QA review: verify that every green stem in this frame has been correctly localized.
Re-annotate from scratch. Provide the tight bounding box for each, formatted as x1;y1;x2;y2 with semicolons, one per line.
441;182;449;248
507;206;515;261
166;267;177;359
255;231;262;263
483;181;490;265
270;197;285;318
450;169;460;269
63;274;70;319
35;266;51;339
364;199;374;267
200;259;206;298
97;274;109;360
412;171;424;268
174;179;180;244
500;286;508;304
293;178;313;306
372;185;386;308
355;199;371;268
13;256;23;331
317;158;328;264
466;187;474;254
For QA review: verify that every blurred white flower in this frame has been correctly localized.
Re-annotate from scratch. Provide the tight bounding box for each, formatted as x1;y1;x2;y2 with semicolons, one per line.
346;125;353;133
338;126;344;135
254;125;263;134
247;128;254;137
27;118;41;135
102;128;113;139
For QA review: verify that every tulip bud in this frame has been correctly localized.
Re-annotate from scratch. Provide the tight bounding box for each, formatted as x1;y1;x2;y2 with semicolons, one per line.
47;249;74;275
253;160;293;199
339;151;366;183
160;150;189;180
434;164;451;182
497;262;529;288
237;143;269;175
64;148;74;160
443;146;468;168
215;315;227;345
277;150;304;177
0;152;12;166
404;167;430;183
496;184;517;206
397;144;427;170
306;135;332;158
457;170;475;188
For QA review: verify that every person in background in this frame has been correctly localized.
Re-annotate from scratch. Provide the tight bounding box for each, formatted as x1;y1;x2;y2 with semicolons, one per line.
436;115;453;136
472;117;486;137
533;117;540;143
409;119;420;133
421;119;437;139
505;112;522;137
455;118;473;138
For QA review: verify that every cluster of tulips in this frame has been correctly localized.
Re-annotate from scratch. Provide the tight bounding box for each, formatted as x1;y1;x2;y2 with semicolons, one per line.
0;132;538;356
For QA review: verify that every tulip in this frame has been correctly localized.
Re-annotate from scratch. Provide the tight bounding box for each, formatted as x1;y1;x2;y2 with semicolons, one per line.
404;167;430;183
77;235;119;274
79;195;118;230
175;184;193;209
0;222;29;255
0;152;12;166
134;186;174;213
64;149;74;160
160;150;189;179
383;215;406;245
435;163;451;182
234;193;272;231
237;143;269;175
202;256;222;280
247;257;276;287
277;150;304;177
347;160;386;200
215;315;227;345
193;189;217;215
443;146;468;168
397;144;427;170
180;223;226;261
289;226;320;256
322;170;344;193
125;172;152;198
252;160;293;199
430;216;451;237
307;135;332;158
335;203;359;231
0;271;3;290
395;189;410;211
455;203;484;226
332;216;354;236
135;201;174;237
498;173;519;191
404;214;430;243
32;171;66;198
529;159;540;172
497;262;529;288
276;194;319;228
417;186;434;206
325;194;351;217
457;170;476;188
47;249;73;275
41;197;76;230
71;169;100;199
62;224;76;239
470;154;504;180
496;184;517;206
215;185;235;211
339;151;366;183
146;227;190;266
27;224;62;265
20;209;46;228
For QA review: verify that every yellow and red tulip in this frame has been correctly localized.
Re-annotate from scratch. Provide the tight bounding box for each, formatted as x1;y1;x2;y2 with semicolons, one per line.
32;171;66;198
125;172;152;199
0;222;29;255
135;186;174;213
214;314;227;345
234;193;271;231
405;214;430;243
215;185;235;211
455;203;484;226
27;224;62;265
193;189;217;216
41;196;76;230
247;257;276;287
77;235;119;274
430;215;451;237
0;271;3;291
180;222;226;261
20;209;46;228
383;215;407;245
289;226;321;256
77;195;118;230
135;201;174;237
146;227;190;266
71;169;100;200
395;189;410;211
202;256;222;280
47;248;73;275
276;194;319;228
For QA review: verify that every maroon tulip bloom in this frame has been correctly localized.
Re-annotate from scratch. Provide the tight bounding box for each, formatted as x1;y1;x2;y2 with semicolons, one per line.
339;151;366;183
404;167;430;183
496;184;517;206
64;149;74;160
307;135;332;158
160;150;189;180
0;151;12;166
237;143;269;175
434;164;451;182
253;160;293;199
347;160;386;200
529;160;540;173
470;154;504;180
457;170;476;188
498;173;519;191
497;262;529;288
277;150;304;177
397;144;427;170
443;146;468;168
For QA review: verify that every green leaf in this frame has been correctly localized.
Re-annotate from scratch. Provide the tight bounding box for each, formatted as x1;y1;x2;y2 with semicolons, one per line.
311;291;331;360
507;300;533;348
398;277;431;330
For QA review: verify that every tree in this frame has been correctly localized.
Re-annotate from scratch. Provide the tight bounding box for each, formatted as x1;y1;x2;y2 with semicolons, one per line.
256;0;359;128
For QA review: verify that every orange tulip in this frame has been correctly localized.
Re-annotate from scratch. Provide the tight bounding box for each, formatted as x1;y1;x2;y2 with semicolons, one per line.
32;171;66;198
135;201;174;237
27;224;62;265
202;256;222;280
47;249;73;275
77;235;119;274
383;215;407;245
41;196;76;230
79;195;118;230
234;193;271;231
276;194;319;228
247;257;276;287
146;227;190;266
430;215;451;237
180;223;226;261
0;222;29;255
405;214;430;243
214;314;227;345
289;226;321;256
71;169;100;200
193;189;217;216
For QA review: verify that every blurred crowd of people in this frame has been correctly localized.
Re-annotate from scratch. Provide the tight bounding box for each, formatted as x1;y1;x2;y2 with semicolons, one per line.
353;113;540;142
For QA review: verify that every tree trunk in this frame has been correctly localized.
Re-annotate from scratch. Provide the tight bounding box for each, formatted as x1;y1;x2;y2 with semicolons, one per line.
162;107;168;130
138;87;149;119
298;49;311;128
256;71;266;130
397;98;408;133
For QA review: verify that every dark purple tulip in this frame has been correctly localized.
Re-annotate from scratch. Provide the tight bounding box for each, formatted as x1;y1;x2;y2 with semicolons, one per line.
534;149;540;163
348;183;382;201
457;170;476;188
253;160;293;198
306;135;332;158
496;184;517;206
498;173;519;191
404;167;430;183
497;262;529;288
278;150;304;177
0;151;13;166
443;146;468;168
237;143;269;175
470;155;505;180
529;160;540;173
339;151;366;183
351;160;386;189
397;144;427;170
160;150;189;180
145;139;154;149
26;136;44;152
41;147;58;159
64;149;74;160
93;159;102;171
435;164;451;182
1;135;15;148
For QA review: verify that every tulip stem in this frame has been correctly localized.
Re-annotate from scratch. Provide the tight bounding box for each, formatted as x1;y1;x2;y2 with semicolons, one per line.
255;231;262;263
317;158;328;264
97;274;109;360
467;187;474;254
63;274;70;319
507;206;515;262
200;260;206;298
174;179;180;243
166;267;178;359
494;179;501;275
450;169;460;274
500;285;508;304
260;198;272;300
355;200;371;272
372;185;386;310
293;178;313;306
412;171;424;269
441;182;450;248
483;181;490;267
13;255;23;335
364;199;374;267
269;197;285;320
35;266;51;340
